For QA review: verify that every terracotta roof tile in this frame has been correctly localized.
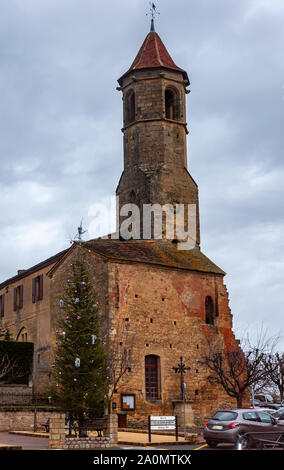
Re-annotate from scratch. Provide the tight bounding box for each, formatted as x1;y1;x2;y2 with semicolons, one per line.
118;32;189;86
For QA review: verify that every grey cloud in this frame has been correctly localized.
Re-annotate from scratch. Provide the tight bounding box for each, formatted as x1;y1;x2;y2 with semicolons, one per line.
0;0;283;347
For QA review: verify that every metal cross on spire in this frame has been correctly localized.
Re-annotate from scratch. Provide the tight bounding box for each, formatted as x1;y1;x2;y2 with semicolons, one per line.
147;2;160;32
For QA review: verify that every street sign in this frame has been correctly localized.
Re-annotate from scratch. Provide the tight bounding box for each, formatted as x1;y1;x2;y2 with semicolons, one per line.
148;415;178;442
150;416;176;430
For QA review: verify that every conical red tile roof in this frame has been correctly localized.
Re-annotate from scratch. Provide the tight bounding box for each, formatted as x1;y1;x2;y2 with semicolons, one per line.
118;31;189;85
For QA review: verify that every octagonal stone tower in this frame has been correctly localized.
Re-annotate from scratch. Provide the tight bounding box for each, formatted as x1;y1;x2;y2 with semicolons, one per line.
116;24;200;245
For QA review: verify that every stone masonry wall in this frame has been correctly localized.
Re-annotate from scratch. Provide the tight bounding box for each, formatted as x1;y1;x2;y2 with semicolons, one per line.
47;244;246;428
0;261;58;393
49;413;66;449
49;414;118;450
107;259;244;426
117;67;200;244
0;409;58;432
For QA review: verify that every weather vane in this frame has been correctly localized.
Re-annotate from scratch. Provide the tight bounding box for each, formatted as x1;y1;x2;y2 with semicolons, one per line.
147;2;160;31
70;219;87;244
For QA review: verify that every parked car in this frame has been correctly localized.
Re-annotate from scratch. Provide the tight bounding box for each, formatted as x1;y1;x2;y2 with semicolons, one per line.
254;394;274;404
272;408;284;424
250;398;261;407
253;407;277;416
258;402;281;410
250;394;280;410
203;409;284;448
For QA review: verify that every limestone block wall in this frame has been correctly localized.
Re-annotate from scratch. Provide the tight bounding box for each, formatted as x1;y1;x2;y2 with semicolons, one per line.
63;436;112;450
0;409;57;432
107;260;242;426
49;414;118;450
49;413;66;449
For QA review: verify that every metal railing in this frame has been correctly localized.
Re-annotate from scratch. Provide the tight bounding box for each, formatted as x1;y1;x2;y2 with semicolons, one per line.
236;431;284;450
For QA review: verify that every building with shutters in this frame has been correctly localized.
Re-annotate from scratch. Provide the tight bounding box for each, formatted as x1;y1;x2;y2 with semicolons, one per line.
0;22;243;427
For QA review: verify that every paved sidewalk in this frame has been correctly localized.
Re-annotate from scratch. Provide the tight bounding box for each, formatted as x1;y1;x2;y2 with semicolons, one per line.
118;431;187;446
1;430;202;450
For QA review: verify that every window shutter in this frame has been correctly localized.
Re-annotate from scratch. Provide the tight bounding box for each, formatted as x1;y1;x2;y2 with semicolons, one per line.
19;285;23;309
0;294;4;317
32;278;36;303
13;288;17;311
39;274;43;301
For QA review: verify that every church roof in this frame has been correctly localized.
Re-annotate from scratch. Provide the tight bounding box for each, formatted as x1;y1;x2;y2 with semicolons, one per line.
0;239;225;287
83;239;225;275
118;31;190;86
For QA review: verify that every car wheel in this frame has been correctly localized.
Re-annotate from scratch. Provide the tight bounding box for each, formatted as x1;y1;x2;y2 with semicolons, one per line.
237;435;251;450
205;440;217;448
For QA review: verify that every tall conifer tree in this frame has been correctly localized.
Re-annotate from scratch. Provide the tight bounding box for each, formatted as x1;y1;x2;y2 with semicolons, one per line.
51;255;109;428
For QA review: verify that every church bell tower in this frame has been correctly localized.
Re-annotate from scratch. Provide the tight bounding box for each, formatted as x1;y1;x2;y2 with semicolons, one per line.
116;21;200;246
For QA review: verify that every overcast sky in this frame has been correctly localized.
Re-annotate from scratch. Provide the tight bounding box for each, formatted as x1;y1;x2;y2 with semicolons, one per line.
0;0;283;348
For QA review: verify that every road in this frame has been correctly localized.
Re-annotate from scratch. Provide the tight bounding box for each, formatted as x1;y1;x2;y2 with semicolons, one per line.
0;432;238;451
120;443;235;451
0;432;49;450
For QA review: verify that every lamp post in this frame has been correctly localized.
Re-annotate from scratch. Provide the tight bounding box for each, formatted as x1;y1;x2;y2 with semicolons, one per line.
173;357;191;438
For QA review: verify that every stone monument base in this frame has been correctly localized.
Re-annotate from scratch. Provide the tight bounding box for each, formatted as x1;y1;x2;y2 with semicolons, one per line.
172;401;195;429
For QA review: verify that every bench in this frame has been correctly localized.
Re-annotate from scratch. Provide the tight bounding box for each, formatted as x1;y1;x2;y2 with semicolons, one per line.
40;419;50;433
79;418;104;437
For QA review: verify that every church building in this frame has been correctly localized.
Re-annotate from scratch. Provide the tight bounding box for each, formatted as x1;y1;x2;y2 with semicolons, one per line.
0;22;241;427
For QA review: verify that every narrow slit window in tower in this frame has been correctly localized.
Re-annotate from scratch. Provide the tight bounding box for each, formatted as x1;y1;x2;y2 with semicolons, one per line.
205;296;214;325
126;91;136;124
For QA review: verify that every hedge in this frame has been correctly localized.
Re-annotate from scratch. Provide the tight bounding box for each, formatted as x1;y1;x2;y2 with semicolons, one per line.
0;341;34;384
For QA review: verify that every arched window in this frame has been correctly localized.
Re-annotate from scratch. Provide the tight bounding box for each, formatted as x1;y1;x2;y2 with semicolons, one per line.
125;90;136;124
205;296;214;325
165;88;180;120
16;326;28;342
145;355;160;401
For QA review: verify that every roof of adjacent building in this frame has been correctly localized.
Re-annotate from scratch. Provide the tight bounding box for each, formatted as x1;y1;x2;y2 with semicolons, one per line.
0;249;68;289
118;31;190;86
83;239;225;275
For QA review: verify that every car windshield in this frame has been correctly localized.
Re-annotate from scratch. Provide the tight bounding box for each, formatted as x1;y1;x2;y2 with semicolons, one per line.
211;411;238;421
255;395;273;403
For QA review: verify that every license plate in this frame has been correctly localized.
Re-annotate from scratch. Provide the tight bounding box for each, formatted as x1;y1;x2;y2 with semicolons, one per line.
212;425;223;430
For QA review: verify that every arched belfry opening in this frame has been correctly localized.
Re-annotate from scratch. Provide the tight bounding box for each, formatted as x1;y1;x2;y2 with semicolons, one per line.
165;87;180;120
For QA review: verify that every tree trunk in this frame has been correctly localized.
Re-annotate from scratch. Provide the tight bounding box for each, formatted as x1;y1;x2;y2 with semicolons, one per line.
236;394;243;408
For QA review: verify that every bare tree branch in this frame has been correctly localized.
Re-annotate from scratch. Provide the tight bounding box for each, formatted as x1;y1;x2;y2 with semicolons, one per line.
199;330;281;408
